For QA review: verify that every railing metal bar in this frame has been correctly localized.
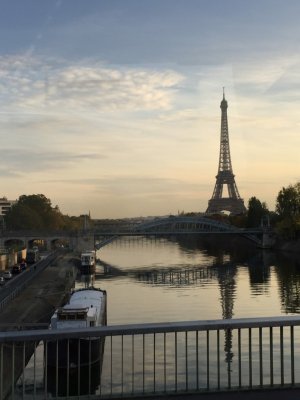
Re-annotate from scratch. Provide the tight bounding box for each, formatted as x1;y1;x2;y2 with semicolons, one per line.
99;337;102;396
121;334;124;395
238;328;241;388
22;341;26;399
89;337;92;396
270;327;273;386
0;344;3;400
249;328;252;388
227;329;231;389
78;339;81;396
3;315;300;342
206;330;209;390
142;333;145;393
11;342;15;399
291;325;295;385
196;330;199;390
185;331;188;391
280;326;284;385
132;334;135;394
66;339;69;398
44;341;48;399
154;333;156;393
164;332;166;392
217;330;220;390
110;335;113;396
55;340;58;398
175;331;177;392
259;327;263;387
33;341;37;399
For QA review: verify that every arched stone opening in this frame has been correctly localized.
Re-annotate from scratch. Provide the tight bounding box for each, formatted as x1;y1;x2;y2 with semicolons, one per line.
28;238;47;251
51;238;70;250
4;238;25;251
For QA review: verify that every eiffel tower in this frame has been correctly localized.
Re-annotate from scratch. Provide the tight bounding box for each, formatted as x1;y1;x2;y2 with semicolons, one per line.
206;90;246;215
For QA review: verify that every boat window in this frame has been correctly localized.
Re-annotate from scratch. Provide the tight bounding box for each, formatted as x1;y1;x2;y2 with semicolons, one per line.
58;311;88;320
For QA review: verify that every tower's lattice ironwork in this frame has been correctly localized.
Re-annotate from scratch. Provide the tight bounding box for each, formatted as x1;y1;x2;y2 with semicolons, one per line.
206;91;246;215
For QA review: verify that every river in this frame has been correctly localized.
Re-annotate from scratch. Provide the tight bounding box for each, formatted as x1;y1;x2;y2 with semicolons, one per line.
76;235;300;323
19;235;300;397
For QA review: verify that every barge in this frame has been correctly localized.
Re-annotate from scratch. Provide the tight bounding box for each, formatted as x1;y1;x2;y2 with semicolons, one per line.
46;287;107;368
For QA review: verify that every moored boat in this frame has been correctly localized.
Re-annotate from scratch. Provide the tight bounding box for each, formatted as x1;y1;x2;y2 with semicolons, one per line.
80;250;96;273
46;287;107;368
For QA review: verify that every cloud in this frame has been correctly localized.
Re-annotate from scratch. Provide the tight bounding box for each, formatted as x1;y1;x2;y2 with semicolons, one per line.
41;175;208;195
0;148;106;174
0;55;184;114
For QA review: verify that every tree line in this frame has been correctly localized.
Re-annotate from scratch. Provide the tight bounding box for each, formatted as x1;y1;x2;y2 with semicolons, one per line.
4;183;300;239
233;182;300;239
4;194;90;231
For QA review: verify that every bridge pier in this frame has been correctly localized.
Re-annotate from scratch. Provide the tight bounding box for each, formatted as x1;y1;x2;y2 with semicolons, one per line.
261;231;276;249
70;232;95;253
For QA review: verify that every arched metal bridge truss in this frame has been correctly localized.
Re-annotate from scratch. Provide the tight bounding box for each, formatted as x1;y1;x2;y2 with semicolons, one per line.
95;216;263;245
134;216;240;233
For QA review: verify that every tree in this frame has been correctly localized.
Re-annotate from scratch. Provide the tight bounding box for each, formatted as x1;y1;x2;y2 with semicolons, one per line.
5;194;64;230
275;183;300;239
246;196;268;228
4;193;88;231
276;183;300;217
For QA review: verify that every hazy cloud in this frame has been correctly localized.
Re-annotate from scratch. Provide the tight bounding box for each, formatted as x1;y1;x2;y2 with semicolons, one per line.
0;55;184;114
0;148;105;174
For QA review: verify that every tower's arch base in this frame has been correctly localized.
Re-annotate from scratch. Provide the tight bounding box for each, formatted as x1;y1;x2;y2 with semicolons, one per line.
206;198;246;216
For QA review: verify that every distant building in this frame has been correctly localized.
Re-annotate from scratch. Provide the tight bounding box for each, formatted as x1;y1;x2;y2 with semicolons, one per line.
0;197;15;217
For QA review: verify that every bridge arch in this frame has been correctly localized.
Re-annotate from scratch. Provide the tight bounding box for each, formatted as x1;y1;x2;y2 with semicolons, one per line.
49;237;70;249
27;238;48;250
4;238;25;249
134;216;237;234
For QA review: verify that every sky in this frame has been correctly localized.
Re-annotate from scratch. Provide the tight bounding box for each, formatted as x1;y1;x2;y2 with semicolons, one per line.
0;0;299;218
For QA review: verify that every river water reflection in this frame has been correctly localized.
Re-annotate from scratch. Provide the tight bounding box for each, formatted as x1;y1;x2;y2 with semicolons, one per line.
76;235;300;324
20;235;300;397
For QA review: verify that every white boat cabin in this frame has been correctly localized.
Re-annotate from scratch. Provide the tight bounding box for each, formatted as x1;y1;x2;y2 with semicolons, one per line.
50;289;105;329
81;250;96;267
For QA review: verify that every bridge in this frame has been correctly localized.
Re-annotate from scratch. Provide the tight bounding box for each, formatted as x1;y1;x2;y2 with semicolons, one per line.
0;216;274;251
94;216;273;248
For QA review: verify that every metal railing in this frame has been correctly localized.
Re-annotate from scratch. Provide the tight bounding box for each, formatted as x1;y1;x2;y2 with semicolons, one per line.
1;316;300;399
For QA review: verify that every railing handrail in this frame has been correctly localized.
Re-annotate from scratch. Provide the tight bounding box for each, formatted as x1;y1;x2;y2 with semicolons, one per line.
1;315;300;342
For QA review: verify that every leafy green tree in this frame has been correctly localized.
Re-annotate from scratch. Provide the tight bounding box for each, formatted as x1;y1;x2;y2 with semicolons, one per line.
246;196;268;227
275;183;300;239
276;183;300;217
5;204;43;230
5;194;65;230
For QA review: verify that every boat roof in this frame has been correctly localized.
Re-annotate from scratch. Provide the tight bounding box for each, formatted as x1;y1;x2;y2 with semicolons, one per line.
51;288;106;325
62;288;105;314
